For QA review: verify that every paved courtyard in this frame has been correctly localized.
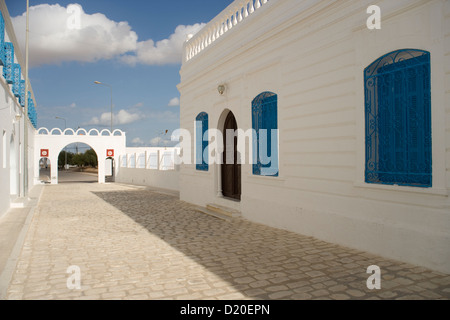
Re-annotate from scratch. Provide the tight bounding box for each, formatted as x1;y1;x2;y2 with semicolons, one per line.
4;183;450;300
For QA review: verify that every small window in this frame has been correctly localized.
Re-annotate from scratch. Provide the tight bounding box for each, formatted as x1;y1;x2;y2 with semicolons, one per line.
364;49;432;187
195;112;208;171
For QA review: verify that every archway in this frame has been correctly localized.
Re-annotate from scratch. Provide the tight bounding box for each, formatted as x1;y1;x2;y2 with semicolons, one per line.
39;157;51;183
221;111;241;200
57;143;98;184
105;156;115;182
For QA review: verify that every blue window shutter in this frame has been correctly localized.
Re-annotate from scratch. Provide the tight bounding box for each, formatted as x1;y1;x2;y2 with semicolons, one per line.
252;99;261;175
252;92;278;177
364;50;431;187
196;112;208;171
3;42;14;83
12;63;21;97
19;80;25;107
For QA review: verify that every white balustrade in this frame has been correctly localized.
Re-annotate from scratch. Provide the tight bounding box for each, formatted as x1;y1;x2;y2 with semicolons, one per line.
184;0;272;62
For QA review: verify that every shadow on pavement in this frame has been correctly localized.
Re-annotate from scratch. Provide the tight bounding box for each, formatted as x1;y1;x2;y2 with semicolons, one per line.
91;188;404;300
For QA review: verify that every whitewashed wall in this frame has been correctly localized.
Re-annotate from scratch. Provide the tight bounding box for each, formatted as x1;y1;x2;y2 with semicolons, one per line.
115;147;180;192
179;0;450;273
0;1;37;218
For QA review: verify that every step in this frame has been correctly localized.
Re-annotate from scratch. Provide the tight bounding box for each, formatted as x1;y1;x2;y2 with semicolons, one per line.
194;207;232;222
206;203;241;218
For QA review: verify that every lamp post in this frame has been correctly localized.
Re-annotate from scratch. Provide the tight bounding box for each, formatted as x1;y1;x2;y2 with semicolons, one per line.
23;0;30;197
94;81;113;132
55;116;67;170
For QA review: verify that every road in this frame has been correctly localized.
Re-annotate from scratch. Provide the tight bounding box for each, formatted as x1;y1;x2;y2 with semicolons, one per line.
39;168;98;183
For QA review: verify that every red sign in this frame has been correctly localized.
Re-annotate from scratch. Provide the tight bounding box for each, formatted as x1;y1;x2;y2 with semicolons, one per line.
40;149;49;157
106;149;114;157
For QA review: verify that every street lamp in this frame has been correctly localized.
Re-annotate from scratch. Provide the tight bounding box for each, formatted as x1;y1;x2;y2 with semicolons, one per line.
55;116;67;170
94;81;113;132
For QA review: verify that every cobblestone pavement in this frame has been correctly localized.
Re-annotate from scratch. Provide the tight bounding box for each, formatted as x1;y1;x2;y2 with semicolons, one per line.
5;183;450;300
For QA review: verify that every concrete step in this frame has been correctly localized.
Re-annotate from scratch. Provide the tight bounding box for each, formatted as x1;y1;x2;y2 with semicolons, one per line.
206;203;241;218
194;207;232;222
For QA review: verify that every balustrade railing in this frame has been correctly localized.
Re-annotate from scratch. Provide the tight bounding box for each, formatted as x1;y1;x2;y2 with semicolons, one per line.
184;0;271;62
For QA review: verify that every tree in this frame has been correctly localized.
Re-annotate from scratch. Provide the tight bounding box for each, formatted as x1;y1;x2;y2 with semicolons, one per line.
84;149;98;168
58;151;74;167
70;149;98;169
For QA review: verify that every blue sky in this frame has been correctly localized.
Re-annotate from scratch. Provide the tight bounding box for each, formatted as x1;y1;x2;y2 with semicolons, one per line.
5;0;234;147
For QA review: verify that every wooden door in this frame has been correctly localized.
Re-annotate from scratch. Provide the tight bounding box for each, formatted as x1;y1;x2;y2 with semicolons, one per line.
221;112;241;200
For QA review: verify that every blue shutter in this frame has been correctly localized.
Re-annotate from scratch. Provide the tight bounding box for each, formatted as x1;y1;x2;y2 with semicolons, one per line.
252;92;278;177
365;50;431;187
12;63;21;97
19;80;25;107
3;42;14;83
196;112;208;171
252;98;262;175
262;94;278;176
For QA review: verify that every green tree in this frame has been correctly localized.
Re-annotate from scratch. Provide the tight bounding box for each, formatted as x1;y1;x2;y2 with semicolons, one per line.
70;149;97;169
58;151;74;167
84;149;98;168
72;153;85;168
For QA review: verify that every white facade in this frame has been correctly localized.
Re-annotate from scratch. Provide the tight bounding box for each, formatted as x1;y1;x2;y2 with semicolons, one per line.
0;1;37;218
178;0;450;273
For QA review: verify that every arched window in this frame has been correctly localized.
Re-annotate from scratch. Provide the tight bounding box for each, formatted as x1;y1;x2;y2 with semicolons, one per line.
196;112;208;171
365;49;431;187
252;92;278;177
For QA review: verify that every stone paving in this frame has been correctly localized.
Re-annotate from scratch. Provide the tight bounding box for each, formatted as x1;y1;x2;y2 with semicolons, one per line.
5;183;450;300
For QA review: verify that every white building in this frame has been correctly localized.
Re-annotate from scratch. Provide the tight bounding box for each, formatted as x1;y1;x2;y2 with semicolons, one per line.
178;0;450;273
0;1;37;218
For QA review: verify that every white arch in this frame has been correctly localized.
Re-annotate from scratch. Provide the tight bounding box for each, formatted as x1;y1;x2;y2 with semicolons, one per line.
34;127;127;185
50;128;63;135
100;129;112;136
88;128;100;136
63;128;75;135
76;128;88;136
112;129;124;136
37;127;49;135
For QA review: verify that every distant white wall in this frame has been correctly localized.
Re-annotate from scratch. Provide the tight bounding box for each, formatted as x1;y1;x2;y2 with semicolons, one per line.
115;147;180;192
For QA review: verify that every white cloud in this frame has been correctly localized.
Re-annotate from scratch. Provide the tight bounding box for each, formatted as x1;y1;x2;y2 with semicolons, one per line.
86;109;142;126
131;137;145;146
146;110;179;123
12;4;138;67
121;23;206;66
168;97;180;107
11;4;205;67
149;136;174;147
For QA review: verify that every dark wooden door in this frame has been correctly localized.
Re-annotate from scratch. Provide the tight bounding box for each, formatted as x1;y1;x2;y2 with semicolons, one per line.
222;112;241;200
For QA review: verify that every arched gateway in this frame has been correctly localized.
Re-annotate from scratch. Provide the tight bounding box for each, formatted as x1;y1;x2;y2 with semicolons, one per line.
34;128;126;184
